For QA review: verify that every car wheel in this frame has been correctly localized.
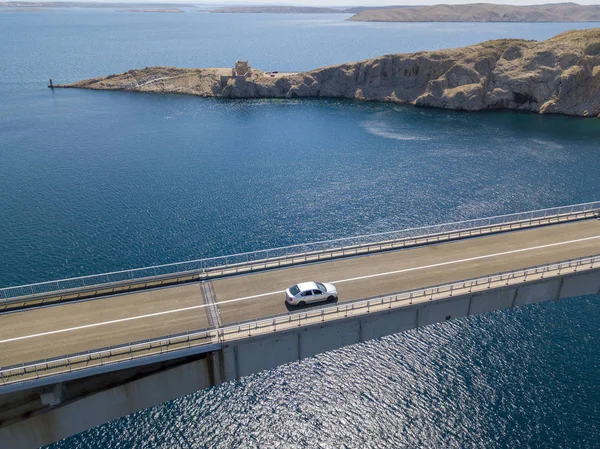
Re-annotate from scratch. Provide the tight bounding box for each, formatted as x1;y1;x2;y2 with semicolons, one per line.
327;296;335;302
298;301;306;307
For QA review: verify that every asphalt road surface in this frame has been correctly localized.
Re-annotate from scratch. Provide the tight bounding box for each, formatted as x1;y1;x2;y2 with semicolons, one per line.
2;219;599;368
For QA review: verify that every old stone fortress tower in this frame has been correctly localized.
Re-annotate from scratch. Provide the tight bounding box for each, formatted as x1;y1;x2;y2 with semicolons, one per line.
233;61;252;78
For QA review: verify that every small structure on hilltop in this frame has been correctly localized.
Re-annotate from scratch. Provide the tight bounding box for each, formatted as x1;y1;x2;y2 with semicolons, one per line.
233;61;252;79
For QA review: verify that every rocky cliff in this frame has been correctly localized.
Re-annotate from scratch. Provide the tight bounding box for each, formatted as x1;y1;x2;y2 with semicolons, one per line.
60;28;600;118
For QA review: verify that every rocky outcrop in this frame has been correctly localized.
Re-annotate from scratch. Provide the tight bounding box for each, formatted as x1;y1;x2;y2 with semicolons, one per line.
60;29;600;118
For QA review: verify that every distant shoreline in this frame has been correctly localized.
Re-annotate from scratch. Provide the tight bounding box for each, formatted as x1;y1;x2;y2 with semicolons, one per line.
3;2;600;23
210;6;349;14
213;3;600;22
0;1;192;9
118;8;183;13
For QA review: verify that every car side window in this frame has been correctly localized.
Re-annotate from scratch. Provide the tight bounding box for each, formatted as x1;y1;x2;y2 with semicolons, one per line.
302;291;312;296
313;290;322;295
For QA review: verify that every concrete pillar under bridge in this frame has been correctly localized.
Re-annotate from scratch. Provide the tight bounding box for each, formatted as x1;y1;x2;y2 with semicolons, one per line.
2;268;600;449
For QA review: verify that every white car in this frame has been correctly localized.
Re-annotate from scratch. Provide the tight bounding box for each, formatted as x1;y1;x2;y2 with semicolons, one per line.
285;281;338;306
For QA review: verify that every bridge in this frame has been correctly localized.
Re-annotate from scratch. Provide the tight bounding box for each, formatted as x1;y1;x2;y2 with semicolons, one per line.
2;202;600;448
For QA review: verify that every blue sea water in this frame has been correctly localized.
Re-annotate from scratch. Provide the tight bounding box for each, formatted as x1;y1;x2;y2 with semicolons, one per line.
0;10;599;448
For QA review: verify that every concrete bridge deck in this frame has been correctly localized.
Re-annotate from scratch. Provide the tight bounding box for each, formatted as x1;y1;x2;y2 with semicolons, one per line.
2;218;600;370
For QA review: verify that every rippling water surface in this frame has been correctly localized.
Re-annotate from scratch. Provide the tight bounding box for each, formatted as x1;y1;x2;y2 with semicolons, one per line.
1;10;599;449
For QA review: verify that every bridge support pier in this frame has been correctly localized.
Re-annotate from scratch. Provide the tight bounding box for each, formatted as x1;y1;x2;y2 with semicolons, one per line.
0;355;216;449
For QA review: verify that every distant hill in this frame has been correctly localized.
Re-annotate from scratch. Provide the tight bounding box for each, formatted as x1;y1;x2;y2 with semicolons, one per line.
349;2;600;22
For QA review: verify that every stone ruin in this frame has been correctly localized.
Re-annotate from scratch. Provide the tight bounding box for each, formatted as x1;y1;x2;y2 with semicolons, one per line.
233;61;252;78
220;61;253;87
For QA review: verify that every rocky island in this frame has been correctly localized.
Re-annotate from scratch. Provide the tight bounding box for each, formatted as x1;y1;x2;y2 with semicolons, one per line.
58;29;600;118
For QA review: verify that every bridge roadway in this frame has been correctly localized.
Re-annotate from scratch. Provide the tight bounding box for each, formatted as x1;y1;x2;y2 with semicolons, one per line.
1;218;600;369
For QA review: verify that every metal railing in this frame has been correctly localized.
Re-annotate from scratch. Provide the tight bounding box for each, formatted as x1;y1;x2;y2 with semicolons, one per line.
1;201;598;304
2;252;599;387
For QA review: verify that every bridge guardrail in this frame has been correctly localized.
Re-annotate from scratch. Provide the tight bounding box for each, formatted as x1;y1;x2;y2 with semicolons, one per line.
1;201;599;306
2;252;599;387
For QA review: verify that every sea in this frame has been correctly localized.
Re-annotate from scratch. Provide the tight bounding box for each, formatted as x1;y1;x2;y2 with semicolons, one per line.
0;9;599;448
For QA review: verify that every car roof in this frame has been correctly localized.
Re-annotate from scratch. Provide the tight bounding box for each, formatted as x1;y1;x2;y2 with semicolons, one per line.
296;281;318;291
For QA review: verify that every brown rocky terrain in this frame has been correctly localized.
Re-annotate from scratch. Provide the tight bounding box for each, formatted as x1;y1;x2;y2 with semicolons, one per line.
59;28;600;118
350;3;600;22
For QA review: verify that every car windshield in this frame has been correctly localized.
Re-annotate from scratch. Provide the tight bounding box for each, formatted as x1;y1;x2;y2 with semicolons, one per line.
289;285;300;296
315;282;326;291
